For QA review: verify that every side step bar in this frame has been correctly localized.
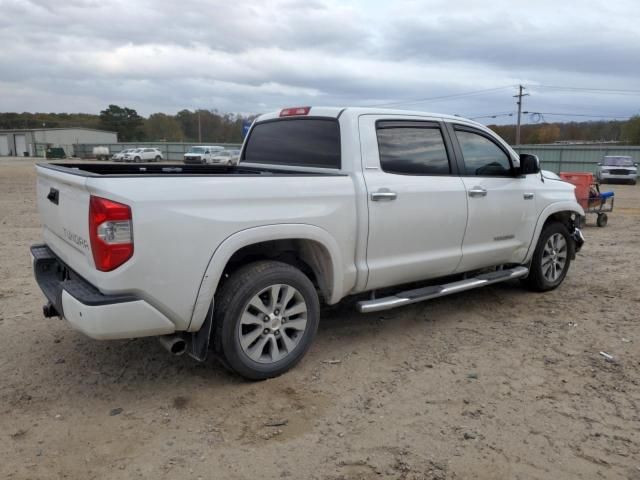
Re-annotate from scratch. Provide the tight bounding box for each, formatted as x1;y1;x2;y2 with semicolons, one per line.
356;266;529;313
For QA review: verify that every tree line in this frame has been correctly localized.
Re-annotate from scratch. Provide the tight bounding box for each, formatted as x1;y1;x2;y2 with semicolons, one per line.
1;106;639;145
0;105;252;143
489;116;640;145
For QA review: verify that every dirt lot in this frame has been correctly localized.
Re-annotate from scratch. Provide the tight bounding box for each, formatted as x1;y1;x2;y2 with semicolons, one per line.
1;157;639;480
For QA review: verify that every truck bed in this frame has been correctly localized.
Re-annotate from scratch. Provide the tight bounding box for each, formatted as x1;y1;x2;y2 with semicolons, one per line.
39;162;342;177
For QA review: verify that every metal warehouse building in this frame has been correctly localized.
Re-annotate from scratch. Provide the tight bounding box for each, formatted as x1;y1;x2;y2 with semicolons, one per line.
0;128;117;158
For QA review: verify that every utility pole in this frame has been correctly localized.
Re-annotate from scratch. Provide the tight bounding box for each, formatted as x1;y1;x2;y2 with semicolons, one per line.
514;85;529;146
197;111;202;143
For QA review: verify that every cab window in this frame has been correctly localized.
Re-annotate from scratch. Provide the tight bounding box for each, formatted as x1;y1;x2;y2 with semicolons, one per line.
455;129;512;176
376;124;451;175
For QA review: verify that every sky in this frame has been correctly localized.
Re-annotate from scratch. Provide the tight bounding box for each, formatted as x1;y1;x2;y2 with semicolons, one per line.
1;0;640;124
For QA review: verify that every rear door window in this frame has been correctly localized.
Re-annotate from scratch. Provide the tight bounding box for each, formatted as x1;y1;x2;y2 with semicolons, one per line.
376;125;451;175
243;118;341;169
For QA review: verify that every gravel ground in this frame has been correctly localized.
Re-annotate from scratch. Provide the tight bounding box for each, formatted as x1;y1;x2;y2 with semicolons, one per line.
1;157;639;480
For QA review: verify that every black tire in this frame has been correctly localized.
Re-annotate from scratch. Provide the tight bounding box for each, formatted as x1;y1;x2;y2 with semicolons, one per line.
524;222;574;292
134;156;141;163
213;261;320;380
597;213;608;227
155;155;161;162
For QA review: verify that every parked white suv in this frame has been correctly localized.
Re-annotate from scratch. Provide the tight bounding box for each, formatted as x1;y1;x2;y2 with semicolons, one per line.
124;148;163;162
32;106;584;380
596;156;638;184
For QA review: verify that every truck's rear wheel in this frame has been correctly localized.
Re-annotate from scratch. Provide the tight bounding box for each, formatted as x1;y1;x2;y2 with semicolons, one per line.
213;261;319;380
524;222;574;292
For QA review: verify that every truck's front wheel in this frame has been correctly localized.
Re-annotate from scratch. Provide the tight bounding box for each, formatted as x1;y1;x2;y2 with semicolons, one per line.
524;222;574;292
213;261;320;380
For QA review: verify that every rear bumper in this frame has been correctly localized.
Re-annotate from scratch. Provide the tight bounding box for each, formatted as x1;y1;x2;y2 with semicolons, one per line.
31;244;175;340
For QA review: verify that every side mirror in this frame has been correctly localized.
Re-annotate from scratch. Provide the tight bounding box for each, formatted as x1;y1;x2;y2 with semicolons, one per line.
205;150;210;154
519;153;540;175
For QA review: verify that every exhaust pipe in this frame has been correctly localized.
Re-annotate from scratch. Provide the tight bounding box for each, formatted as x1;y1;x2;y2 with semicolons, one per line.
158;335;187;356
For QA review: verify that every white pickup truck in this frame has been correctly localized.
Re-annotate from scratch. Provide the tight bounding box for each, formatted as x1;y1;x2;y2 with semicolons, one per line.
32;106;585;379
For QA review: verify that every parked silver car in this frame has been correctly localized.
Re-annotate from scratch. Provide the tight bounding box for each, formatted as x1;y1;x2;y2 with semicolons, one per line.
596;156;638;185
112;149;135;162
210;149;241;165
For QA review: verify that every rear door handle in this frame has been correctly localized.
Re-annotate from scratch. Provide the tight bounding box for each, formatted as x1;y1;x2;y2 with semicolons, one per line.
371;189;397;201
468;187;487;198
523;192;535;200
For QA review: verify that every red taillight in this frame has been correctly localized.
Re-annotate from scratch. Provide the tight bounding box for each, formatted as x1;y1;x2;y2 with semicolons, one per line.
279;106;311;117
89;196;133;272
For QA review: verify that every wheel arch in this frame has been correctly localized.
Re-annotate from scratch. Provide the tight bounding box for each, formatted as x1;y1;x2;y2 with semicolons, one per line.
188;224;345;332
523;201;584;264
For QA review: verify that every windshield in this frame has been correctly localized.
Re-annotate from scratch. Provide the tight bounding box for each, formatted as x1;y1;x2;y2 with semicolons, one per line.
603;156;633;166
188;147;206;154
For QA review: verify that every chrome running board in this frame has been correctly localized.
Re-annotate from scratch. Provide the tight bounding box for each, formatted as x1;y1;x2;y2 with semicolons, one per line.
356;266;529;313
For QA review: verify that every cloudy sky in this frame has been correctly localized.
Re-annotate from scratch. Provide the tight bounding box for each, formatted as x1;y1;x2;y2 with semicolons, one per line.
1;0;639;124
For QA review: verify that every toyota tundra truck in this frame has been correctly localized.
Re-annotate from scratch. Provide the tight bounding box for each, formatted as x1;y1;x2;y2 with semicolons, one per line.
31;106;585;380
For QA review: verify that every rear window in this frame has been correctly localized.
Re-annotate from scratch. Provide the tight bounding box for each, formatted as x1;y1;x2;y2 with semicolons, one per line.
243;118;341;169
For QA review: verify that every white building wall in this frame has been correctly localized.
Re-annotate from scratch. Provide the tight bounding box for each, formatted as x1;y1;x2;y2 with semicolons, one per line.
33;129;118;157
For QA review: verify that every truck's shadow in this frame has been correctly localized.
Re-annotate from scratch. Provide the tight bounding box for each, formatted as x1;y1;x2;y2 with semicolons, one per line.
30;280;534;397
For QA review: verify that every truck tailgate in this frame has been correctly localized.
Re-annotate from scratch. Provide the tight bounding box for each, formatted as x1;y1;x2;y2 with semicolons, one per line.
36;165;94;271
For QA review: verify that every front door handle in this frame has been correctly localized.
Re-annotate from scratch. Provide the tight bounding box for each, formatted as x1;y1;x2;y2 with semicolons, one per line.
371;189;397;201
468;186;487;198
523;192;535;200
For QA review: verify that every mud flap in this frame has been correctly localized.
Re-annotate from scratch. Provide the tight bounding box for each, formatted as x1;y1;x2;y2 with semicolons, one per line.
187;304;213;362
571;227;585;256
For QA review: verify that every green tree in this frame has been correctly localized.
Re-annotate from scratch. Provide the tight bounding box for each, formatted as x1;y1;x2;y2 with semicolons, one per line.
621;116;640;144
99;105;144;141
144;113;183;141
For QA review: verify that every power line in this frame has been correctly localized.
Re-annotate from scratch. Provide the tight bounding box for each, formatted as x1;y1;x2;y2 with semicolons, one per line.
366;85;516;108
469;112;514;120
532;85;640;96
523;111;634;119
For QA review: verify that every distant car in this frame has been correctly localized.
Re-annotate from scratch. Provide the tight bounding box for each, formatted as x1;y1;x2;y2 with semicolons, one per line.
124;148;163;163
112;149;135;162
184;146;225;164
209;149;241;165
596;156;638;185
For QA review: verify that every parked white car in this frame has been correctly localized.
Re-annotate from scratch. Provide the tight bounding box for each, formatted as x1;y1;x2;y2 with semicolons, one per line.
112;149;135;162
184;146;225;164
210;149;240;165
596;156;638;184
32;106;585;380
124;148;163;162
